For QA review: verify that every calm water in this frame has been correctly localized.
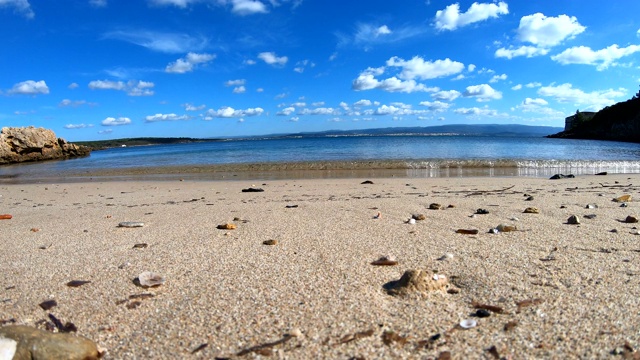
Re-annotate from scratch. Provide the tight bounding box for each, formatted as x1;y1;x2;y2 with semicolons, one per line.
2;135;640;180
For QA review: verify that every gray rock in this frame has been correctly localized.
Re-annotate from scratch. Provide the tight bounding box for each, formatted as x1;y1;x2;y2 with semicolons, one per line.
0;325;101;360
567;215;580;225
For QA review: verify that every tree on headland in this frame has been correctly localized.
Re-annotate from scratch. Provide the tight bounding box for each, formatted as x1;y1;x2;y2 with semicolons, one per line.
634;85;639;99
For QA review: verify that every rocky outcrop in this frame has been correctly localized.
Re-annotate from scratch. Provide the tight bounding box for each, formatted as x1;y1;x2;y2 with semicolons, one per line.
0;126;90;165
548;97;640;143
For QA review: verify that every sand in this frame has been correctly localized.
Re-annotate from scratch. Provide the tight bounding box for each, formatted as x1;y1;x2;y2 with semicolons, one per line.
1;174;639;359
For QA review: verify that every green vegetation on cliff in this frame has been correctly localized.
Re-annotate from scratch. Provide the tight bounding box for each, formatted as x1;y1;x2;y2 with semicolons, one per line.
548;89;640;143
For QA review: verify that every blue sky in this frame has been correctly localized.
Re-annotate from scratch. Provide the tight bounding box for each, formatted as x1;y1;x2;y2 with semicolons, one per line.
1;0;639;141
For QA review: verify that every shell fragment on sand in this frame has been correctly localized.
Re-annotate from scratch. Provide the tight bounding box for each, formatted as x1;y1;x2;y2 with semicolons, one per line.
371;256;398;266
456;229;479;235
118;222;144;228
523;207;539;214
387;269;452;296
614;195;632;203
217;223;237;230
137;271;165;288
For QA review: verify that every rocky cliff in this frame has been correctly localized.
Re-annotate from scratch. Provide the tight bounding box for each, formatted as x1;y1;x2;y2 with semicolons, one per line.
548;97;640;143
0;126;90;165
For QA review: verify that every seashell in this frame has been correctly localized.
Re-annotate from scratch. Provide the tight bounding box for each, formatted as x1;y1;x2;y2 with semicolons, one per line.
429;203;443;210
567;215;580;224
614;195;631;203
496;224;517;232
408;218;416;225
523;207;539;214
217;223;237;230
510;217;520;222
459;319;477;329
0;337;17;360
412;214;426;220
263;239;278;245
118;222;144;228
137;271;165;288
489;228;499;234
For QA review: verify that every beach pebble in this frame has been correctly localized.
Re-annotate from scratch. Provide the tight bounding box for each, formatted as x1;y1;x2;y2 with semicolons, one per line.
567;215;580;225
118;222;144;228
459;319;477;329
525;196;534;201
407;218;416;225
584;214;597;219
489;228;499;234
288;328;304;339
0;325;101;360
474;309;491;318
360;180;374;185
456;229;479;235
586;204;598;209
241;188;264;193
510;217;520;222
437;253;454;261
625;215;639;223
263;239;278;245
371;255;398;266
614;195;632;203
429;203;443;210
621;203;629;208
217;223;237;230
523;207;539;214
386;269;451;296
549;174;574;180
496;224;517;232
137;271;165;288
476;208;489;215
412;214;426;220
0;214;13;220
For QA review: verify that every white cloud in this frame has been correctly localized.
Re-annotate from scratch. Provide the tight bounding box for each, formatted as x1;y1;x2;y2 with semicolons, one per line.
230;0;268;15
375;25;391;36
89;79;154;96
103;30;208;53
431;89;461;101
467;64;476;72
352;74;435;93
59;99;94;107
101;117;131;126
148;0;191;7
225;79;246;87
517;13;585;47
293;59;314;73
0;0;34;18
64;123;94;129
291;102;306;107
538;83;626;111
434;1;508;31
258;51;288;66
207;106;264;118
353;99;372;107
311;101;325;107
551;44;640;70
418;100;451;112
165;52;215;73
289;116;299;122
463;84;502;101
299;107;337;115
98;129;113;134
68;82;79;89
386;56;465;80
374;105;426;116
233;86;246;94
277;107;295;116
512;84;522;90
454;107;499;116
8;80;49;95
495;45;549;59
517;98;564;116
526;82;541;88
523;97;548;106
256;87;264;92
145;113;190;122
183;103;206;111
489;74;507;83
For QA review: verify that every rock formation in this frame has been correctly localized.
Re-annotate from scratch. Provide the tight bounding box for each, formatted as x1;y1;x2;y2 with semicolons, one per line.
0;126;90;165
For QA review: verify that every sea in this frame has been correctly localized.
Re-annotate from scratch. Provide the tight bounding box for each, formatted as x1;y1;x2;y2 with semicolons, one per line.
2;135;640;182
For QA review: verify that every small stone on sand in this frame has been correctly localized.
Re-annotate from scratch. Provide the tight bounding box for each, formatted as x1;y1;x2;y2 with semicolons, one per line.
217;223;237;230
137;271;165;288
263;239;278;245
523;207;539;214
614;195;631;203
625;215;639;223
0;325;101;360
118;222;144;228
567;215;580;225
387;269;450;296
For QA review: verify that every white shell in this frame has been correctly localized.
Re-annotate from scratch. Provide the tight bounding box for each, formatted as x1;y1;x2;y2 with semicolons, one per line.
459;319;477;329
0;337;17;360
119;222;144;228
138;271;165;287
408;218;416;225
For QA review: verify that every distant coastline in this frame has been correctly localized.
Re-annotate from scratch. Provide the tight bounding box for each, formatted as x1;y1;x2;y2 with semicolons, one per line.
75;137;223;151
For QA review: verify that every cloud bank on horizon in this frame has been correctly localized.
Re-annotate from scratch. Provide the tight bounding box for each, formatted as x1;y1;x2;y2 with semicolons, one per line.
1;0;639;140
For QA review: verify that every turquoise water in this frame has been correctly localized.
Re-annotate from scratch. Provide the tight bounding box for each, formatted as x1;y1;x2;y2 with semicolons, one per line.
2;135;640;179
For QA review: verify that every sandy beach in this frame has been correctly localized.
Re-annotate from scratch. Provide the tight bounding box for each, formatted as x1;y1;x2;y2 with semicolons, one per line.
1;174;640;359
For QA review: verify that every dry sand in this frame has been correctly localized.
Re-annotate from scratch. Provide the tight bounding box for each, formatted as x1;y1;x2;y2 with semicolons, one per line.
1;174;640;359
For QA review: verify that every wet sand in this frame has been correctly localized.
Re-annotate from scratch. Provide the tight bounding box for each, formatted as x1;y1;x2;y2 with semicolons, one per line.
1;174;640;358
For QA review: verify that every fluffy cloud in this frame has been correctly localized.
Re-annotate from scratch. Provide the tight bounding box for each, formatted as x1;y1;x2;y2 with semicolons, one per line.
183;103;206;111
495;45;549;59
8;80;49;95
101;117;131;126
386;56;465;80
537;83;625;111
522;97;548;106
103;30;208;53
145;113;190;122
463;84;502;101
165;52;215;73
511;84;523;90
225;79;246;86
299;107;337;115
229;0;268;15
375;25;391;36
489;74;507;83
516;98;564;116
418;100;451;112
495;13;585;59
232;86;246;94
526;82;542;88
454;107;499;116
59;99;95;107
258;52;288;66
68;82;79;89
373;105;426;116
276;107;295;116
207;106;264;118
293;59;314;73
353;99;372;107
352;56;462;94
551;44;640;70
431;89;461;101
517;13;585;47
89;80;154;96
0;0;34;18
64;123;94;129
434;1;508;31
